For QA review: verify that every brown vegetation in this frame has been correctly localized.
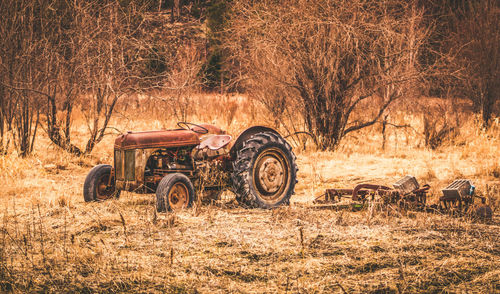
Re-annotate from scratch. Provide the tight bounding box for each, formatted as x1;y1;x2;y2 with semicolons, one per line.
436;0;500;128
0;95;499;292
227;0;429;150
0;0;499;292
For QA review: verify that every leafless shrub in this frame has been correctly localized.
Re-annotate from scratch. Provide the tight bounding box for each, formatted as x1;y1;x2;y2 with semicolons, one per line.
159;44;205;122
226;0;430;150
436;0;500;128
70;1;144;154
0;0;45;156
423;114;456;150
418;96;465;149
0;0;206;156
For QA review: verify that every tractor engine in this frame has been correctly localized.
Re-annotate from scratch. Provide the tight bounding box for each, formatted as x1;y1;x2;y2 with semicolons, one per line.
146;147;193;171
143;147;195;192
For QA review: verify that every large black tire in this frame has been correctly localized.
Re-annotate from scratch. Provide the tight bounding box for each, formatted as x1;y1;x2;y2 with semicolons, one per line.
231;132;297;208
83;164;120;202
156;173;195;212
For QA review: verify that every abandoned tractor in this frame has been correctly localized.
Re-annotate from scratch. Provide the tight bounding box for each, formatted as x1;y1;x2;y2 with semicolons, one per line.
83;123;298;211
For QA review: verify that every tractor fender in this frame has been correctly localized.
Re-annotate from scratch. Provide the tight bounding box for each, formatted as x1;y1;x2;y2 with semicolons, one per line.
229;126;282;158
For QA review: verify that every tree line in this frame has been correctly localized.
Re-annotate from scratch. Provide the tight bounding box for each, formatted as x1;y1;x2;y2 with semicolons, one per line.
0;0;498;155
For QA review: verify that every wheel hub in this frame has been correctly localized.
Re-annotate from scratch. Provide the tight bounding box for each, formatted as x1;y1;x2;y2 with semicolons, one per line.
257;156;284;194
169;182;188;210
96;175;114;200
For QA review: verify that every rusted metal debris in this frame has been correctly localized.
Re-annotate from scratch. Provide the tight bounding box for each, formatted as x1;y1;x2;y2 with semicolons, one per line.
315;176;492;220
315;176;429;209
439;179;491;218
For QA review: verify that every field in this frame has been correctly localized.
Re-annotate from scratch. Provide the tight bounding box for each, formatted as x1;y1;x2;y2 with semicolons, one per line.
0;94;499;293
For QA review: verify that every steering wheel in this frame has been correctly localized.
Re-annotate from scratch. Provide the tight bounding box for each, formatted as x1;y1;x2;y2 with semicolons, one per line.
177;122;209;134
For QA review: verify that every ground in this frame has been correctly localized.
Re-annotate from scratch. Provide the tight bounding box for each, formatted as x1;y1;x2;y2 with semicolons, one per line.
0;95;499;293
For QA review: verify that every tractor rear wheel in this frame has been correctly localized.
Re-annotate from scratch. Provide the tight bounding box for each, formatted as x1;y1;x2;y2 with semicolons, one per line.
231;132;297;208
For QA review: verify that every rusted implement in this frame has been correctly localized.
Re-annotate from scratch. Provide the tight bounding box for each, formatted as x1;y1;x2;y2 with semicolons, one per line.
440;179;474;213
316;176;492;219
393;176;430;210
439;179;491;218
315;176;429;210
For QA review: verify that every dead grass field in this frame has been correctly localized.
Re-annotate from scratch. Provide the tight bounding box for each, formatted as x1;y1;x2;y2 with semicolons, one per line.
1;94;499;293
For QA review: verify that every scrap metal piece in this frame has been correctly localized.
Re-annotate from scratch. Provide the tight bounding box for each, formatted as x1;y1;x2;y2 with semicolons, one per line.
352;184;392;201
393;176;419;195
440;179;475;214
314;188;369;204
442;179;472;200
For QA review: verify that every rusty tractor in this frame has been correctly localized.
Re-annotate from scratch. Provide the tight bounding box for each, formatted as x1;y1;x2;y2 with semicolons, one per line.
84;123;297;212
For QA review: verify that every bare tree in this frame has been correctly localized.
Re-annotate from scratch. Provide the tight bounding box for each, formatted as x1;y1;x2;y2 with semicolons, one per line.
160;44;205;121
227;0;430;150
0;0;44;156
0;0;207;156
58;0;136;155
444;0;500;128
0;0;153;156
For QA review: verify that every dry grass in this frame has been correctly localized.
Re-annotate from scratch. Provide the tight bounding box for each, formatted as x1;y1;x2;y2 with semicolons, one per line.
0;94;499;293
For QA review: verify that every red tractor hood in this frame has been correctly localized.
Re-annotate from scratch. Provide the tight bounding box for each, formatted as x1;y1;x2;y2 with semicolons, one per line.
114;129;200;150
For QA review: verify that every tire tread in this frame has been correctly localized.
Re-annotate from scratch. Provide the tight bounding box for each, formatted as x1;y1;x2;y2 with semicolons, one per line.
231;132;297;208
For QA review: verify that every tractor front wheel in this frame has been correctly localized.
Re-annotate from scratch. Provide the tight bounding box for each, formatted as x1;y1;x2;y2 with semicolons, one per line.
156;173;195;212
83;164;121;202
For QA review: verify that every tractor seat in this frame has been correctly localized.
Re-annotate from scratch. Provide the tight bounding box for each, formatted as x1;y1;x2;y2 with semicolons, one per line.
198;135;232;150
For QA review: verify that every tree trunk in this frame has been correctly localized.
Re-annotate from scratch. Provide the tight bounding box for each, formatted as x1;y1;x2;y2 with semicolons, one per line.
482;90;494;128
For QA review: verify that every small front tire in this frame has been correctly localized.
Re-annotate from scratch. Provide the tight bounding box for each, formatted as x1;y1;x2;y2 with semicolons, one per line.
83;164;121;202
156;173;195;212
